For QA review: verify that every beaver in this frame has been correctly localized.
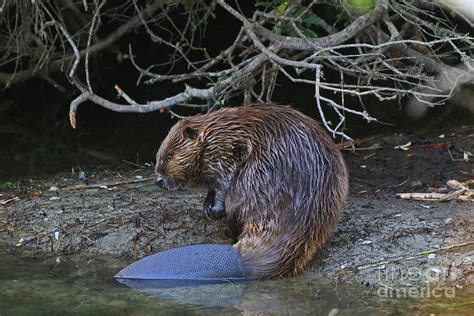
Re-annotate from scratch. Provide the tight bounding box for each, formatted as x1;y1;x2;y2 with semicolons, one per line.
149;104;348;280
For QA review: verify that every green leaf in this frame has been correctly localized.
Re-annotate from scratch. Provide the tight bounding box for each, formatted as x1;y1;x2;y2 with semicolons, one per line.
182;0;195;10
303;16;325;27
275;1;288;16
303;28;318;38
0;181;13;189
255;1;272;8
344;0;374;15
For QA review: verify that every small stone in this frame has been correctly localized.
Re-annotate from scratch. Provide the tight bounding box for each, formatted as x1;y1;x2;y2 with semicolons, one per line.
49;196;60;201
49;186;59;192
410;180;422;187
444;217;454;225
428;254;436;260
79;171;87;181
463;151;469;162
328;308;339;316
431;267;441;274
16;238;24;246
419;204;433;209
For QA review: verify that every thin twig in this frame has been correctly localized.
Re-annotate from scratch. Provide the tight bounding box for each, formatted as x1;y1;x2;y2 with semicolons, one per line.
61;176;155;191
356;241;474;271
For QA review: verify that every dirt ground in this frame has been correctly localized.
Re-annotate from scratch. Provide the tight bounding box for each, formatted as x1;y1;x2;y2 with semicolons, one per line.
1;127;472;289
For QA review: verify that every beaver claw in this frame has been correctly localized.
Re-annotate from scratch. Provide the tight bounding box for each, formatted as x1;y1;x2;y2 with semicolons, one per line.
203;190;226;219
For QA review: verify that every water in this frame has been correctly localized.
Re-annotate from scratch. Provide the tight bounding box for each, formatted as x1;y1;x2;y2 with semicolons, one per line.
0;252;472;315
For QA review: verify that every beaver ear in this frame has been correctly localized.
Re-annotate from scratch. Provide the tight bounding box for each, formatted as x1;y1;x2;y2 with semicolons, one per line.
183;127;197;140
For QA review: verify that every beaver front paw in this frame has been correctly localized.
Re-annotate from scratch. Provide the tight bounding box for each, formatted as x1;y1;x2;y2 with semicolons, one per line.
203;190;226;219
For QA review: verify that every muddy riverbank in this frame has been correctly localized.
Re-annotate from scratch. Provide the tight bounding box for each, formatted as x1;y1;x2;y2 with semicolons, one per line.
1;127;472;290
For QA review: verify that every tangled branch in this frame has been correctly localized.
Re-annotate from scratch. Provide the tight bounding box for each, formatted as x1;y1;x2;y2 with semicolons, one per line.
1;0;473;139
0;1;167;86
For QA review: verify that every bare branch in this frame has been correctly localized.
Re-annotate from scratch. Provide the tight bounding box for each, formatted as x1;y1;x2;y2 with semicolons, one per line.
68;53;268;128
0;1;163;86
253;0;387;51
2;0;472;140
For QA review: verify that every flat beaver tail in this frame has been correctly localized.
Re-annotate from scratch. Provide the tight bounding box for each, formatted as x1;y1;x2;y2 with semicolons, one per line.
115;243;248;283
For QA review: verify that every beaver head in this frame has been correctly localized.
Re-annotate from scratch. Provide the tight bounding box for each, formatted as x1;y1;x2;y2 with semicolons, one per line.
155;120;202;191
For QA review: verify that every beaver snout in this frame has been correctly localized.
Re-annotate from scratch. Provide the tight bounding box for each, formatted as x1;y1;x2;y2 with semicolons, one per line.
155;175;165;188
154;174;182;191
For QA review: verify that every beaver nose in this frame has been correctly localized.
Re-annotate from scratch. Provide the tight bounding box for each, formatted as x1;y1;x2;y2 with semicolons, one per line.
155;175;165;188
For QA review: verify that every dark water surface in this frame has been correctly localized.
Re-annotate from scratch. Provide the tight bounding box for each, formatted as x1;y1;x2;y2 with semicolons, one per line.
0;252;472;315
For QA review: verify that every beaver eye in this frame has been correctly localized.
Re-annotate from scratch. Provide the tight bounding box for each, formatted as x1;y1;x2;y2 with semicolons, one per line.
166;153;173;162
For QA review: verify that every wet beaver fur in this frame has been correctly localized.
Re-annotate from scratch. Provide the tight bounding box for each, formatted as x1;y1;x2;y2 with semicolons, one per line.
154;104;348;279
